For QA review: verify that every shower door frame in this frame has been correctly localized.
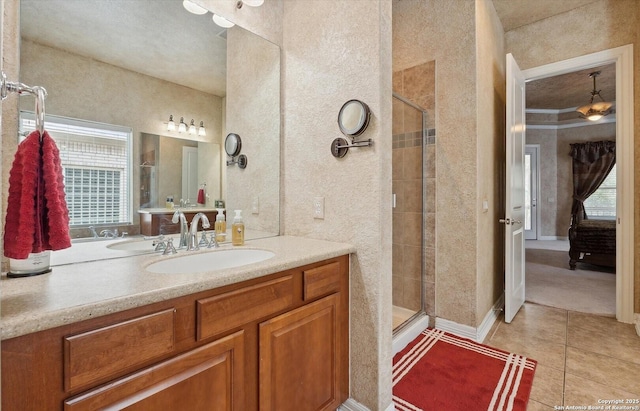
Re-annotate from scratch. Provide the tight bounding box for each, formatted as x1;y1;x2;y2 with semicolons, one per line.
391;92;428;336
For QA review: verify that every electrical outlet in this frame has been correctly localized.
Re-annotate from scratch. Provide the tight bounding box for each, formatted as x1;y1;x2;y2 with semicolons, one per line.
313;197;324;219
252;197;259;215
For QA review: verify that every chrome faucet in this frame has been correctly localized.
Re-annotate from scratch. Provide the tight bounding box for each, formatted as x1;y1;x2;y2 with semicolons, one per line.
172;209;189;249
187;212;211;251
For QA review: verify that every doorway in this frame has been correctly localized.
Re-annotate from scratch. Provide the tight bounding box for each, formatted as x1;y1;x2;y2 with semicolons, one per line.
515;45;634;323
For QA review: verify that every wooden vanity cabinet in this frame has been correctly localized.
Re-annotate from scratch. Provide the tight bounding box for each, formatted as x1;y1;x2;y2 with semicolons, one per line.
1;255;349;411
138;209;219;236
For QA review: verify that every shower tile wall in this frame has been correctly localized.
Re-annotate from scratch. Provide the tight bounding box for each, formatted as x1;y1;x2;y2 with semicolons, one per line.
392;60;436;316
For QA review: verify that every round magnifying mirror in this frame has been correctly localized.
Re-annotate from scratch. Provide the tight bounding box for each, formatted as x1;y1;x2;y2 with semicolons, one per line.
338;100;371;136
224;133;242;157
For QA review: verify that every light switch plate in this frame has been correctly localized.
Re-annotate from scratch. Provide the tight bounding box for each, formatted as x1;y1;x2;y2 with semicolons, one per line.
252;197;259;214
313;197;324;219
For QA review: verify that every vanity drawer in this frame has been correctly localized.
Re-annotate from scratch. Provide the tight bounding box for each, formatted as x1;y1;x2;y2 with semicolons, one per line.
303;261;342;301
64;309;176;392
197;275;294;341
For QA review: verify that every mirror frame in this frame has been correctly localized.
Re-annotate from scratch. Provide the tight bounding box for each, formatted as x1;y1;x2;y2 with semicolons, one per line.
337;99;371;137
225;133;242;157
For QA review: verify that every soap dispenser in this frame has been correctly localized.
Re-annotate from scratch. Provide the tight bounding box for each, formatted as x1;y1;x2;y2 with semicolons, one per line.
215;208;226;243
231;209;244;246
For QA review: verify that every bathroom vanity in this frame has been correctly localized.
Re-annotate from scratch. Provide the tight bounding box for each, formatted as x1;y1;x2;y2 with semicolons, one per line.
138;207;220;236
1;236;352;410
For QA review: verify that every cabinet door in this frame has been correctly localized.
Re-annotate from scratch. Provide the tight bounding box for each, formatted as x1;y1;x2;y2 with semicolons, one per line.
259;294;343;411
64;331;245;411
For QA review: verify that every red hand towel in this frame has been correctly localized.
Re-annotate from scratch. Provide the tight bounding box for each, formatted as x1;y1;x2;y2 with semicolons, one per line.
197;187;205;204
4;130;71;259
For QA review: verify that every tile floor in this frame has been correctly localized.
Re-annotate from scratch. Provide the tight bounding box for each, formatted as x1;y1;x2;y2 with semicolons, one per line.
484;302;640;410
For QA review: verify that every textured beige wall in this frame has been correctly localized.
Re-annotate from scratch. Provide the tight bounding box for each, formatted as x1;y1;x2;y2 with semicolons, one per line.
195;0;283;46
526;129;558;237
0;0;18;270
555;124;616;234
225;26;280;235
475;0;506;327
281;1;393;408
394;0;505;328
505;0;639;312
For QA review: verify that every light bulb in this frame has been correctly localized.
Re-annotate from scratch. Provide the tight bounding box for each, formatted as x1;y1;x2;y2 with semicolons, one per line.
167;115;176;131
188;119;196;135
178;117;187;133
242;0;264;6
183;0;208;15
587;113;603;121
212;14;235;28
198;121;206;136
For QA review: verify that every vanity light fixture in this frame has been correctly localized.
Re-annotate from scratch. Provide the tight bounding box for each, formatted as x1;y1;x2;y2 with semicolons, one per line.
237;0;265;7
167;115;176;132
178;117;187;133
212;14;235;28
575;71;613;122
182;0;208;15
166;115;207;136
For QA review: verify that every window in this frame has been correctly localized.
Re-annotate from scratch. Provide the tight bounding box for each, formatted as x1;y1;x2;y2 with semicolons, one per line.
584;164;616;218
20;112;132;227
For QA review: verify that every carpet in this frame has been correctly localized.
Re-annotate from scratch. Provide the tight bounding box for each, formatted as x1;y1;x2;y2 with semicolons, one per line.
392;328;537;411
525;244;615;316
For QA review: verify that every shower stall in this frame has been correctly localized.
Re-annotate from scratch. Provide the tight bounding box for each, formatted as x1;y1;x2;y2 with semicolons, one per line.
392;92;430;350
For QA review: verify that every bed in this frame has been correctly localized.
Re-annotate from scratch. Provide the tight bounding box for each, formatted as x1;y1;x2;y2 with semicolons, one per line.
568;217;616;270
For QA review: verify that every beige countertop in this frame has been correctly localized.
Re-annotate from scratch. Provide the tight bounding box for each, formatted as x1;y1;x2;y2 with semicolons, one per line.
1;236;355;341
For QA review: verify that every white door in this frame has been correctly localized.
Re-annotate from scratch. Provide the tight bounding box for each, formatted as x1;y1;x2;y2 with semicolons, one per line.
524;145;538;240
503;54;526;323
182;146;198;203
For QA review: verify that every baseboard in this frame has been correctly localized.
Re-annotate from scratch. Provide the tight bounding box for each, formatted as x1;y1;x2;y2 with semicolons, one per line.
392;314;430;355
339;398;372;411
477;294;504;342
435;295;504;343
537;236;568;241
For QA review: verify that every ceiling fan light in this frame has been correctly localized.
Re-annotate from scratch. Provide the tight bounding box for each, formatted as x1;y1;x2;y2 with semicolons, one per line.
183;0;208;15
575;71;613;122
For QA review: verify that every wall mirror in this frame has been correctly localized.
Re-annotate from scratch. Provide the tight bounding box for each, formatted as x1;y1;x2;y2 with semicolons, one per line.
338;99;371;136
225;133;242;157
11;0;281;266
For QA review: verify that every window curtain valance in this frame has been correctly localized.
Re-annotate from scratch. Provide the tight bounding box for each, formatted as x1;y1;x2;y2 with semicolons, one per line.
569;140;615;223
569;140;616;164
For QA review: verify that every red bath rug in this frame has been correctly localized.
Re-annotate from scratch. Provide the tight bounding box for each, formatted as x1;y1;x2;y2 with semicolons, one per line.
392;328;537;411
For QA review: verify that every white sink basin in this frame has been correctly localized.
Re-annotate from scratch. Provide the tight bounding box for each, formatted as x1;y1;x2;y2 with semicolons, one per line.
145;248;275;274
107;239;160;252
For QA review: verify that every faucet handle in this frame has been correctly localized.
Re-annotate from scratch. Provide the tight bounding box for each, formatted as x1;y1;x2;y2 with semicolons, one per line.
163;238;177;255
199;231;210;247
207;235;219;249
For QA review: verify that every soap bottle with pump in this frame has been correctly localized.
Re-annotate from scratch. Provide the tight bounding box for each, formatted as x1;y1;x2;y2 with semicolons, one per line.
231;210;244;246
214;209;226;243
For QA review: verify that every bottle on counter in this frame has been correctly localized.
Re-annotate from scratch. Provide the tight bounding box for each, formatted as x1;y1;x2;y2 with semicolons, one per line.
214;208;227;243
231;209;244;246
